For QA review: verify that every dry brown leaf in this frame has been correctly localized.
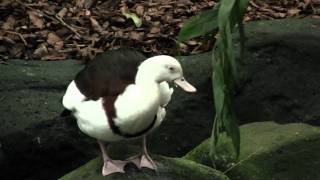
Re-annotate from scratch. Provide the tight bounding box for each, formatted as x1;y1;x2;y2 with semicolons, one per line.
9;44;24;58
187;40;199;46
41;51;68;61
179;42;189;53
145;15;151;21
76;0;85;8
129;31;143;41
273;12;287;18
47;32;64;50
41;53;67;60
33;43;48;58
57;8;68;18
27;11;45;29
136;5;144;16
2;15;15;30
288;8;301;17
0;35;15;44
0;0;11;6
178;0;193;6
111;16;126;23
150;27;161;34
90;17;103;33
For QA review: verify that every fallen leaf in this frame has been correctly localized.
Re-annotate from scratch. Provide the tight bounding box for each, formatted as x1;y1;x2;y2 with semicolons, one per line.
76;0;85;8
0;35;15;44
90;17;103;33
129;31;143;40
1;15;15;30
33;43;48;58
122;11;143;27
136;5;144;16
288;8;301;17
9;44;24;58
111;16;126;23
57;8;68;18
41;53;67;60
150;27;161;34
27;11;45;29
47;32;64;50
187;40;199;46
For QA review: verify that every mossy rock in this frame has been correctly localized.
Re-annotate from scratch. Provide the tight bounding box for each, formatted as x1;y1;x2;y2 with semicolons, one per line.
59;143;229;180
59;155;229;180
184;122;320;180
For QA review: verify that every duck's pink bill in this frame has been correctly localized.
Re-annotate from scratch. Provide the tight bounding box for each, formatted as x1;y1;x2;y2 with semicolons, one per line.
174;77;197;92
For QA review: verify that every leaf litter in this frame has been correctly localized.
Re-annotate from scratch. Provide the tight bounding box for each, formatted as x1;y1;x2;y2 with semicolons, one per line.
0;0;319;61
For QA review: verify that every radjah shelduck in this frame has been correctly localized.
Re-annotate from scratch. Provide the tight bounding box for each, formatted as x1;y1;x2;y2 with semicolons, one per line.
62;49;196;176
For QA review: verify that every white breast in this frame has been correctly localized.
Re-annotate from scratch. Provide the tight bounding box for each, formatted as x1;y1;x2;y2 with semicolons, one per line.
114;84;160;134
62;81;172;142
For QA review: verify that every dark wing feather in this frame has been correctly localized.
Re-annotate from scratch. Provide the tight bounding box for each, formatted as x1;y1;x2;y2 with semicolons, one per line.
74;49;146;100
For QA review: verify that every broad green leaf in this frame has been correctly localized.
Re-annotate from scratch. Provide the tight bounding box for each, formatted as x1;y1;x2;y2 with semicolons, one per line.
122;11;142;28
178;8;219;42
218;0;236;31
234;0;249;61
238;0;250;17
225;21;238;82
222;98;240;157
212;58;225;116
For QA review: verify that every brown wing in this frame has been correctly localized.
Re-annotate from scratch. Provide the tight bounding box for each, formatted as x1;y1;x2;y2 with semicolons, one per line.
73;49;146;125
74;49;145;100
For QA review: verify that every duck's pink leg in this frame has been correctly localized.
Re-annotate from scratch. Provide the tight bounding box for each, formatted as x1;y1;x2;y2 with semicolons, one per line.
127;136;157;170
97;140;128;176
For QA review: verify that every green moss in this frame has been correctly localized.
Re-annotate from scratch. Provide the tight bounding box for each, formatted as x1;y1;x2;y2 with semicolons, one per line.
184;139;211;166
183;122;320;180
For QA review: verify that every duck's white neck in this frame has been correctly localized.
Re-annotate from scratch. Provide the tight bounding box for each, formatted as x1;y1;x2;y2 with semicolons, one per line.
135;70;159;87
135;61;161;87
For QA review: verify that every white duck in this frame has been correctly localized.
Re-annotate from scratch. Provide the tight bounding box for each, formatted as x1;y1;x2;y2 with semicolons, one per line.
62;49;196;176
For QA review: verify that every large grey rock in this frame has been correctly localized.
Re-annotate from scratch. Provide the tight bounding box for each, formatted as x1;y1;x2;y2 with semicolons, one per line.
59;143;228;180
0;60;82;135
184;122;320;180
59;156;229;180
234;18;320;124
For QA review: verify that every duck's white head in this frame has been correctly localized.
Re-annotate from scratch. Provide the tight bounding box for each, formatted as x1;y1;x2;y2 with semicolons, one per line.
136;55;196;92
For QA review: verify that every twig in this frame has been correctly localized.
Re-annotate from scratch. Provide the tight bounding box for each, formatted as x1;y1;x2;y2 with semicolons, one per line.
223;147;262;174
5;30;28;46
55;15;81;38
15;0;81;38
24;3;47;7
0;35;15;44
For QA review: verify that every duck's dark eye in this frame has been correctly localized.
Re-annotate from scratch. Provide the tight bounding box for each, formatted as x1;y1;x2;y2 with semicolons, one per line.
169;67;175;72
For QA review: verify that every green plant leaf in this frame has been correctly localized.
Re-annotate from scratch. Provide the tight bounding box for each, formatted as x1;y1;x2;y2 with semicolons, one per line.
218;0;236;31
177;8;219;42
212;57;225;116
222;97;240;157
238;0;250;18
122;11;142;28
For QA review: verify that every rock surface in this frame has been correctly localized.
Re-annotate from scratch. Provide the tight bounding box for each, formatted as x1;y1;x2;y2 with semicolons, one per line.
59;155;229;180
234;18;320;125
184;122;320;180
57;143;228;180
0;60;82;135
